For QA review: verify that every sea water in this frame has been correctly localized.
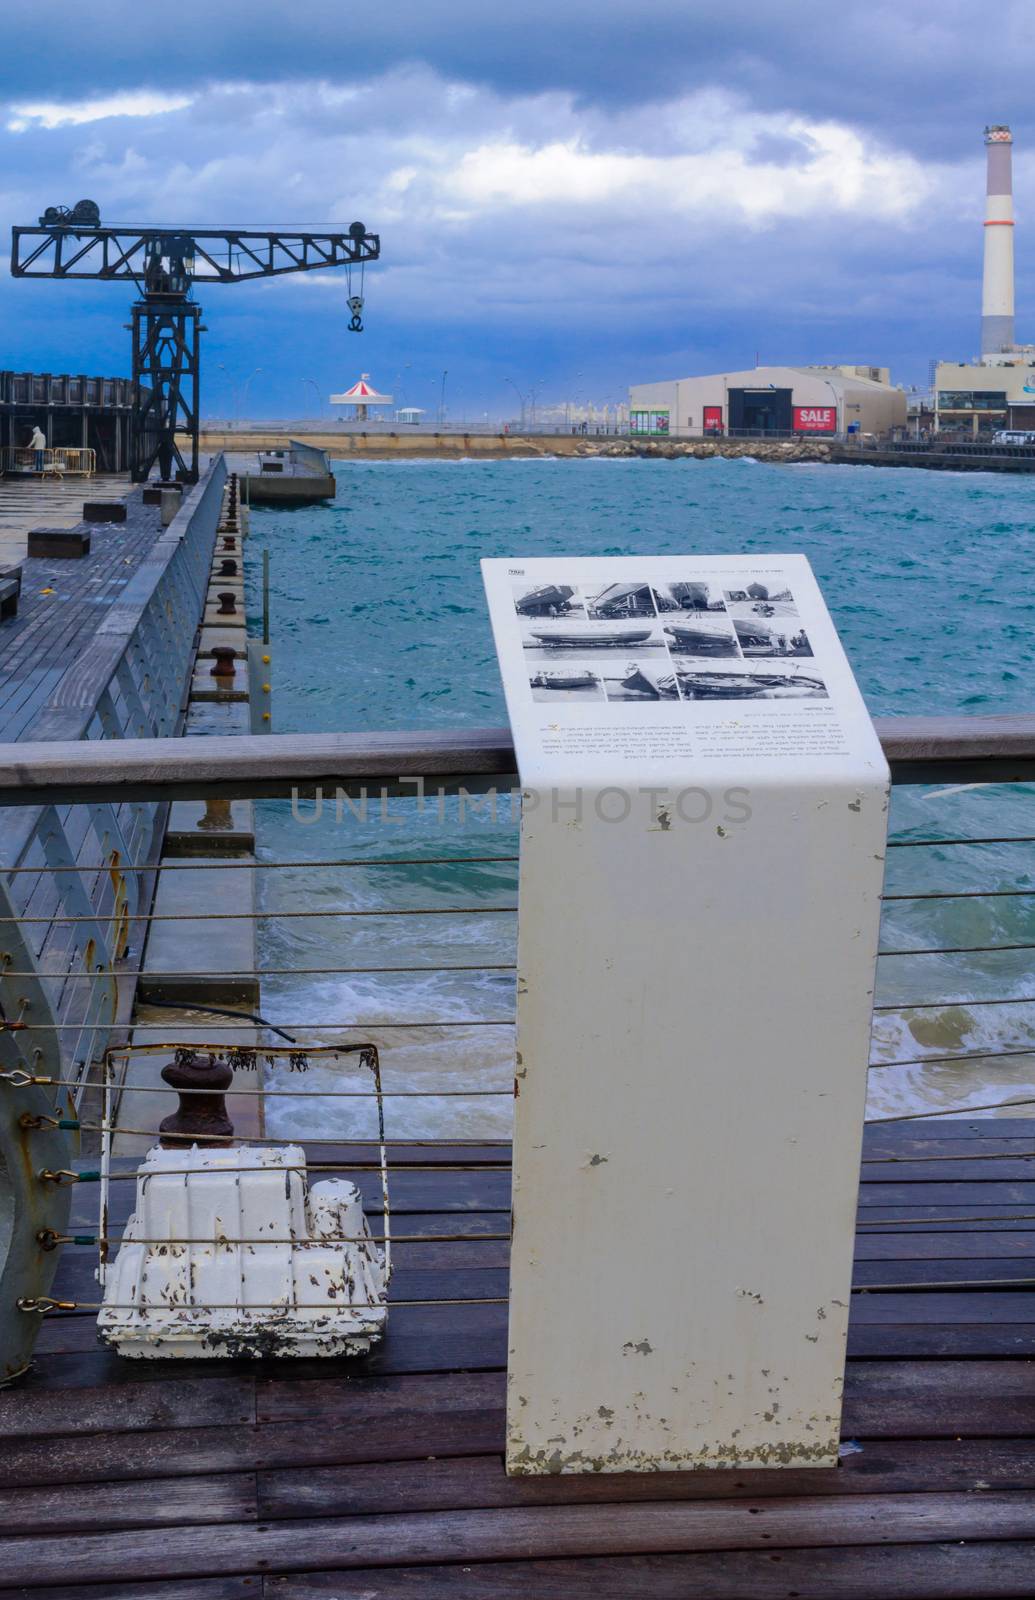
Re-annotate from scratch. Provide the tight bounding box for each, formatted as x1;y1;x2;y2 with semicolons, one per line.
243;456;1035;1137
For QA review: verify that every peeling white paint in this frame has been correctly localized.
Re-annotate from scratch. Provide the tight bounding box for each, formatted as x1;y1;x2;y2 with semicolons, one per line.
483;553;888;1474
98;1144;387;1358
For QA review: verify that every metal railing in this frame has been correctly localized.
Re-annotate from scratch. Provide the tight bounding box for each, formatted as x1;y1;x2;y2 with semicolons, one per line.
841;436;1035;461
0;459;228;1104
0;713;1033;1372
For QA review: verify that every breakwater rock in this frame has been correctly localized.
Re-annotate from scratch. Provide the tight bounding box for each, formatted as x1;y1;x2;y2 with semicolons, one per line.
573;438;835;464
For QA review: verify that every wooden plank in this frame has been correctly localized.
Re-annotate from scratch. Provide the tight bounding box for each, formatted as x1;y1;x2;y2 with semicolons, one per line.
848;1292;1035;1324
0;1581;255;1600
855;1209;1035;1230
256;1370;505;1424
7;1362;1032;1490
854;1231;1035;1260
862;1120;1035;1147
0;1585;253;1600
847;1325;1035;1357
861;1159;1035;1182
258;1437;1035;1520
852;1257;1035;1287
3;1493;1035;1587
857;1182;1035;1208
0;1470;256;1535
257;1543;1035;1600
0;1376;255;1440
0;1415;507;1491
24;1291;1035;1372
23;1302;509;1376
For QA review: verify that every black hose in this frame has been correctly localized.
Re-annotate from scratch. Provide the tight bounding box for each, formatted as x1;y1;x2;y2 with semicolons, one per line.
140;996;297;1044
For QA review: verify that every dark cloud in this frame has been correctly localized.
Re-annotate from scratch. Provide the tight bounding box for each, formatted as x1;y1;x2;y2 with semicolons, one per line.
1;2;1033;157
0;5;1029;412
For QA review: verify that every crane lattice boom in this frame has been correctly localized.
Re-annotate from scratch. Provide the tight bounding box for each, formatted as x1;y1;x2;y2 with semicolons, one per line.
10;209;381;483
11;224;380;285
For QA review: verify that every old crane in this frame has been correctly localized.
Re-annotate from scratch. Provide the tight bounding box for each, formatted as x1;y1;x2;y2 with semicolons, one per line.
10;206;380;483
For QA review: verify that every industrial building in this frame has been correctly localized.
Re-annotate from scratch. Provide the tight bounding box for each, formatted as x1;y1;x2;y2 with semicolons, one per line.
628;365;906;440
932;126;1035;435
0;370;133;471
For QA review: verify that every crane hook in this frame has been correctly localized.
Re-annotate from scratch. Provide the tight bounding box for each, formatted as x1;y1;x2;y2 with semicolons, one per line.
347;294;364;334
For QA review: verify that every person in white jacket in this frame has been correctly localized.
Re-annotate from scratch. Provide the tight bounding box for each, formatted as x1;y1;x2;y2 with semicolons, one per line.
28;425;46;472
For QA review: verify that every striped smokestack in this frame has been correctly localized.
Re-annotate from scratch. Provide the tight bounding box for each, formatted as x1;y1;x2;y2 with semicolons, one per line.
982;124;1015;356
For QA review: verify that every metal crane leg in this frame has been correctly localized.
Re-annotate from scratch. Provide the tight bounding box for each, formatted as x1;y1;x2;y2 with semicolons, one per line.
131;298;201;484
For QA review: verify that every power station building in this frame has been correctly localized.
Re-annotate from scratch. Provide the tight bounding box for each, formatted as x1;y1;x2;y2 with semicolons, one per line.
628;365;906;439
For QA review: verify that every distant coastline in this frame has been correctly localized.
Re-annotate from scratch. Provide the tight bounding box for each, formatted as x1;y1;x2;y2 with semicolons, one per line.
194;427;836;464
193;428;1035;472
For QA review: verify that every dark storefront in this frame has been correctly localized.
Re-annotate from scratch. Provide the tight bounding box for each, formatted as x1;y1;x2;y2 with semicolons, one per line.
727;387;794;434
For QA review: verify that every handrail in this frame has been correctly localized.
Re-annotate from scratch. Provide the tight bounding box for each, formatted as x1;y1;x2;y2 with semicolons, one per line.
0;714;1032;804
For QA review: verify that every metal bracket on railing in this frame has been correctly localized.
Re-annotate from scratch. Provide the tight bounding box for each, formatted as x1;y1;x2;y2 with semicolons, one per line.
0;1074;74;1384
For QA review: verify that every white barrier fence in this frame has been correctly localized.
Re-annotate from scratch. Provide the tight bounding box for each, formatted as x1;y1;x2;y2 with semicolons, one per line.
0;446;96;477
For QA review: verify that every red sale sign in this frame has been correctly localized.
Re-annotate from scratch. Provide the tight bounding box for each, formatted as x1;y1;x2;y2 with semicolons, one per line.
793;406;837;433
703;405;723;434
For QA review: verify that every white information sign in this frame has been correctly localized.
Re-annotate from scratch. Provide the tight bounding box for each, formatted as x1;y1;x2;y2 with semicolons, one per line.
483;554;889;1474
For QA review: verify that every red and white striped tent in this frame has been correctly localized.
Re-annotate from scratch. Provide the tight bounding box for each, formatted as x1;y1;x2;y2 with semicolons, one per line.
329;374;393;419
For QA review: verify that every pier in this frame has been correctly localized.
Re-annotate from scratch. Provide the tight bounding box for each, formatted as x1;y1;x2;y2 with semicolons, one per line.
220;440;337;503
0;716;1033;1596
0;1116;1032;1597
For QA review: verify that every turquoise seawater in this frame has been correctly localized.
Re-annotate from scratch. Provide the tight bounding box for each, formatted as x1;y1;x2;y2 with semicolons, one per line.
244;458;1035;1134
248;456;1035;727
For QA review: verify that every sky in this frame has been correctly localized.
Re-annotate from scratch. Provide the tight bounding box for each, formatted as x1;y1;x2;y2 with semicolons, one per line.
2;2;1034;419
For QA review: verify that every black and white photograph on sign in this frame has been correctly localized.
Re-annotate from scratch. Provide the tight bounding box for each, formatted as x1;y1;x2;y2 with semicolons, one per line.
513;582;586;619
529;664;605;702
733;615;813;657
676;664;829;700
652;580;728;616
583;580;658;619
522;618;669;663
601;660;681;701
724;582;799;620
662;614;741;656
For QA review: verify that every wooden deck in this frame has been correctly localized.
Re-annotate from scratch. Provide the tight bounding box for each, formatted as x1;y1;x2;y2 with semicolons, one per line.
0;481;165;744
0;474;128;570
1;1117;1033;1597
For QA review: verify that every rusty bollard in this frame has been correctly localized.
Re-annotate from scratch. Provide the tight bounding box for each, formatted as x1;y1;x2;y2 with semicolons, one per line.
159;1050;234;1148
216;591;238;616
218;557;238;577
198;797;234;832
209;646;237;683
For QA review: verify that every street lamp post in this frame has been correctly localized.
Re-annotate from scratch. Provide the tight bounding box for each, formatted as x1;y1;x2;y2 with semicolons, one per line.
439;369;448;426
217;363;236;429
303;378;322;420
240;367;262;427
505;378;526;430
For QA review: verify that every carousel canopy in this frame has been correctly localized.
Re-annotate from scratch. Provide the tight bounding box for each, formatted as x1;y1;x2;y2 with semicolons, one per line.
329;373;393;405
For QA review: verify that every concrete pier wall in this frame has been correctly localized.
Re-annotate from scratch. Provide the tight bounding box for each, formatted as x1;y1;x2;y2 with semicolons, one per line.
198;429;837;463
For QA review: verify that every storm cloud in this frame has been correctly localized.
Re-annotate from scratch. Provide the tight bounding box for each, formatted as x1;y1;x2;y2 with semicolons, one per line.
1;4;1031;415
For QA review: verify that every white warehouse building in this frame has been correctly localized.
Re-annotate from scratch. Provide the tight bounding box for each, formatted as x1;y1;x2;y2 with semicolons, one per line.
628;365;907;440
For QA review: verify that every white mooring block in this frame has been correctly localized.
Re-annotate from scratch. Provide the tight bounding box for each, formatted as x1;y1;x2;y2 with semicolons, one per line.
98;1144;387;1358
484;554;889;1474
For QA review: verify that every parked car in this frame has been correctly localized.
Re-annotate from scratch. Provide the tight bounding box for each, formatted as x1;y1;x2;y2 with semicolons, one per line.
992;429;1035;444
